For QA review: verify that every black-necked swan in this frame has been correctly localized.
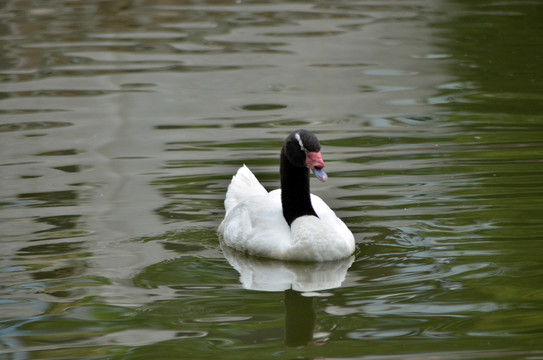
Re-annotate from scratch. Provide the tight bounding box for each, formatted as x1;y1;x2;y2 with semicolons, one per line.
218;129;355;262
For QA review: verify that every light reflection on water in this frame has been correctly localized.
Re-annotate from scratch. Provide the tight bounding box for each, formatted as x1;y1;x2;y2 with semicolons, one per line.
1;0;543;359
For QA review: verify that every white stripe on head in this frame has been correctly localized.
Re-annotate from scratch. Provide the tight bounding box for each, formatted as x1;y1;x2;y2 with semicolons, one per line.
294;132;306;152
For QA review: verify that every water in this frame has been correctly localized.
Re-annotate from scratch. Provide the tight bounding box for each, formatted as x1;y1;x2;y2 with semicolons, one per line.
1;0;542;359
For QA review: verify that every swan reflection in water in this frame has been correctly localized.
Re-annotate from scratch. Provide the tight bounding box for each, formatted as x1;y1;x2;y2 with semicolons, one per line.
221;246;354;346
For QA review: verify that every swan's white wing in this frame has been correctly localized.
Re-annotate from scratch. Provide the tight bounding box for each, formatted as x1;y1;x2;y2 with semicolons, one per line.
224;165;268;212
219;188;293;258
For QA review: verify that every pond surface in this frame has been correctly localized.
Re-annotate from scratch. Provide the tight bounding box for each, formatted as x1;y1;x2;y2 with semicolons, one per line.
1;0;543;359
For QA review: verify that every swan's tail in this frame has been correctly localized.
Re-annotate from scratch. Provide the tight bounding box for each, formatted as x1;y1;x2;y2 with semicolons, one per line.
224;165;268;212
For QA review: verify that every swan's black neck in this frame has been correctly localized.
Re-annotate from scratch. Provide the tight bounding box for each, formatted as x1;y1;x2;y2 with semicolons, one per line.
280;151;318;226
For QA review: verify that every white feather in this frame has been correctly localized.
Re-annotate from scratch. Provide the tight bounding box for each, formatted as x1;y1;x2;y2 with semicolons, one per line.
218;165;355;261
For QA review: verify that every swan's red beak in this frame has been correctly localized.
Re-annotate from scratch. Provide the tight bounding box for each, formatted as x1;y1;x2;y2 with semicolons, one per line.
306;151;328;182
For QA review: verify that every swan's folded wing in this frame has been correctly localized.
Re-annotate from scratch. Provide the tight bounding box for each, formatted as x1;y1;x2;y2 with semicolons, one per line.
219;194;292;257
224;165;268;212
218;201;251;245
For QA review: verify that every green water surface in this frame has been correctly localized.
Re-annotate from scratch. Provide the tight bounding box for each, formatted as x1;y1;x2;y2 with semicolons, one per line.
1;0;542;359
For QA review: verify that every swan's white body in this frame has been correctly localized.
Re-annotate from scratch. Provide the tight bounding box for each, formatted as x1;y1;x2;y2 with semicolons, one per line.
218;165;355;262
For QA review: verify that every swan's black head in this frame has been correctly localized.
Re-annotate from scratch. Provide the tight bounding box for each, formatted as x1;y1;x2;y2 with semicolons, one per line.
282;129;328;182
